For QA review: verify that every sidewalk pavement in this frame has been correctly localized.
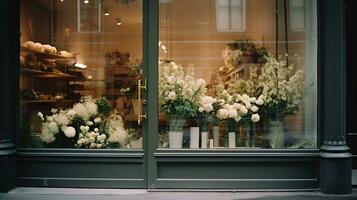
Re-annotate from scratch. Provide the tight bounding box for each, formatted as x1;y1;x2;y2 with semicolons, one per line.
0;188;357;200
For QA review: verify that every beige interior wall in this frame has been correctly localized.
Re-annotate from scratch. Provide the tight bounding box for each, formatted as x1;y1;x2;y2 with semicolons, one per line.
159;0;278;80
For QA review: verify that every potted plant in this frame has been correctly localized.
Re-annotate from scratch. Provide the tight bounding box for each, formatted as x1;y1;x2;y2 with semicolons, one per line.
159;61;206;148
258;54;305;148
197;95;221;148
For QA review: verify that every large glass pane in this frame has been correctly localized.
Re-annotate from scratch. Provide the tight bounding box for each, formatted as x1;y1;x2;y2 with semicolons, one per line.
20;0;143;149
158;0;317;149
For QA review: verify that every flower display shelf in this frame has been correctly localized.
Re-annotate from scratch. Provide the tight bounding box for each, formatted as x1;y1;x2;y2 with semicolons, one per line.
21;100;76;104
21;68;77;79
21;46;77;66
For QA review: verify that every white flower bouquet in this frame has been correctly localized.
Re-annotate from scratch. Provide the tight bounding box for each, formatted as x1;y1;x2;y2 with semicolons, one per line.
159;61;206;131
197;95;221;131
258;54;305;119
216;91;263;131
38;96;133;148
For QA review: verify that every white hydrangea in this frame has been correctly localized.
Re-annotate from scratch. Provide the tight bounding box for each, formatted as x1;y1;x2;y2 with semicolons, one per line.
53;112;70;127
85;101;98;117
73;103;89;120
48;121;59;134
251;114;260;123
167;91;177;100
94;117;101;123
64;126;76;138
251;106;259;112
217;109;229;120
108;129;128;146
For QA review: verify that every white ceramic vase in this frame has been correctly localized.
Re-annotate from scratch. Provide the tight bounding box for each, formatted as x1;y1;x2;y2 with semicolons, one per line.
201;131;208;148
228;132;236;148
190;127;199;148
169;131;183;149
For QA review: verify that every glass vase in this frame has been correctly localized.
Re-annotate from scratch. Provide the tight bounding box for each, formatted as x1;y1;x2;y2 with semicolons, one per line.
268;119;285;148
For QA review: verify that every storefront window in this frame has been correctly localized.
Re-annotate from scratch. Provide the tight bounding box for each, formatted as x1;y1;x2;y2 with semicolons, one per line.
158;0;317;149
20;0;143;149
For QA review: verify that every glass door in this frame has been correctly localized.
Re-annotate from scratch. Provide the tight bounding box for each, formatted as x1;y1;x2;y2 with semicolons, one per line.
149;0;317;189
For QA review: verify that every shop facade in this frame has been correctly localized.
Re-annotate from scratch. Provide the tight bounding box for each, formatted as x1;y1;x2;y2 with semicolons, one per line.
0;0;352;194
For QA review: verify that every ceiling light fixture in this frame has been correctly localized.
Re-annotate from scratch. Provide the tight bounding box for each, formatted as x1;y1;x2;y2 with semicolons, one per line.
104;8;110;16
75;63;87;69
84;0;89;4
116;18;122;26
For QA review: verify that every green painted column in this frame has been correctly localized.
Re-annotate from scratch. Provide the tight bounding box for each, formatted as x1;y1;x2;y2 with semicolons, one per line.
318;0;352;194
0;0;20;193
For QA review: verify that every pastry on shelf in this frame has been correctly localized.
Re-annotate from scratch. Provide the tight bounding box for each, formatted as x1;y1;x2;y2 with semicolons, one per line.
58;50;73;58
43;44;57;54
22;41;57;54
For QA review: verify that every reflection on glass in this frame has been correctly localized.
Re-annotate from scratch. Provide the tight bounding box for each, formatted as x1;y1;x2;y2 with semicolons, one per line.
158;0;317;149
20;0;143;149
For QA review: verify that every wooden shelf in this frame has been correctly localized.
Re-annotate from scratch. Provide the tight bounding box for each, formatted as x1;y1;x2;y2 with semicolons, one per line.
21;46;77;60
21;68;77;79
68;88;95;91
21;46;77;67
21;99;75;104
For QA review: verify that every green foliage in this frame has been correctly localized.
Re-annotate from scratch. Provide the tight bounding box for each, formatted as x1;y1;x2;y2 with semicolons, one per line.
227;39;268;62
161;98;198;119
96;97;112;115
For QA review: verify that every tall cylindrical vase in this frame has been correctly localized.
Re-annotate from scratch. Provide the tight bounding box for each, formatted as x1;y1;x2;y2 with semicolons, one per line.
168;116;185;149
190;127;199;148
228;132;236;148
169;131;183;149
268;120;284;148
213;126;220;147
201;132;208;148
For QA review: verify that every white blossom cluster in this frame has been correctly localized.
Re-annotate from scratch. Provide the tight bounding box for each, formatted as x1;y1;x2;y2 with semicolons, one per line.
259;55;305;116
159;61;206;117
38;107;79;144
215;91;263;123
106;113;129;146
37;96;135;149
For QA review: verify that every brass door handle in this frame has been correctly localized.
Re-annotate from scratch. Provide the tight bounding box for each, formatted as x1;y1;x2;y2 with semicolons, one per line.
137;78;147;125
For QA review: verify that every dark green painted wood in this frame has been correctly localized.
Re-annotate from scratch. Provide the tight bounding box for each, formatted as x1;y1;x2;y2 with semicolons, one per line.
0;143;16;192
142;0;150;189
16;149;146;188
318;0;352;194
151;151;319;189
0;0;19;193
146;0;160;189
